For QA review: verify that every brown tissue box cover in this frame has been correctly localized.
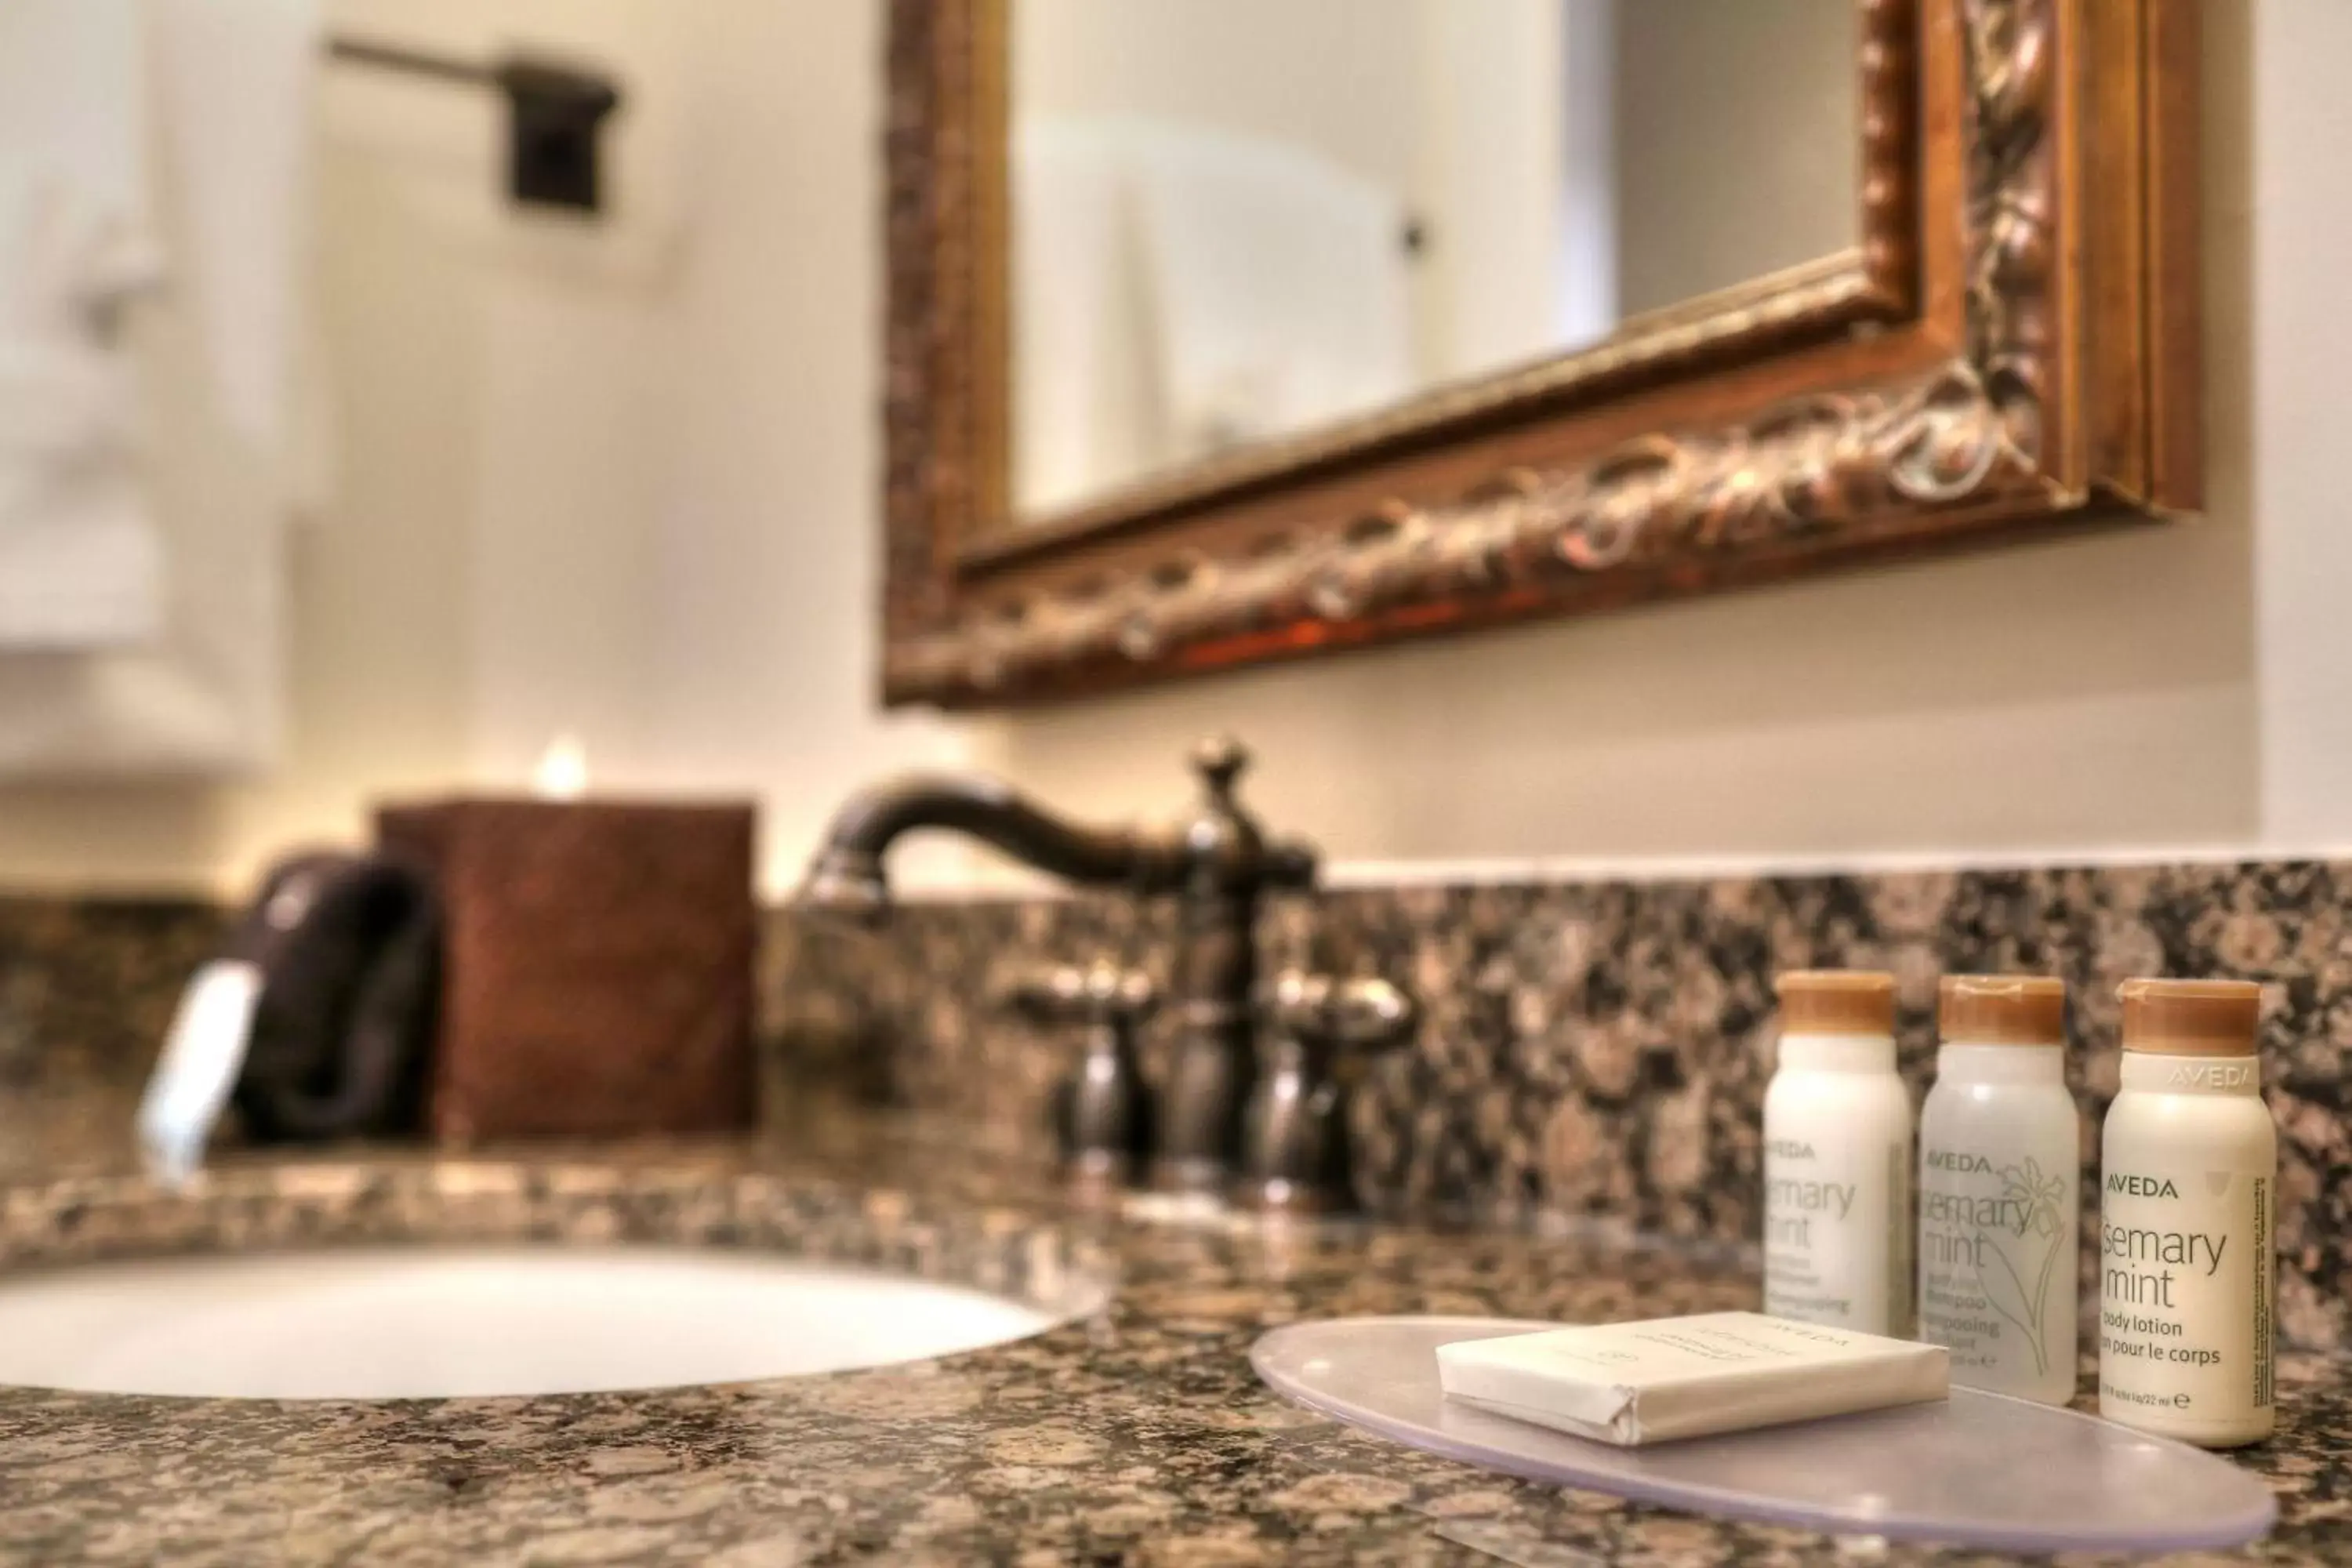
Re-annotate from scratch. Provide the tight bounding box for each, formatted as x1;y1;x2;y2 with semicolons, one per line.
378;799;757;1142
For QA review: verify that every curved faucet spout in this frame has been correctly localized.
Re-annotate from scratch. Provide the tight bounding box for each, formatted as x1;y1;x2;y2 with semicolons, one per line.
795;739;1319;1195
797;772;1185;916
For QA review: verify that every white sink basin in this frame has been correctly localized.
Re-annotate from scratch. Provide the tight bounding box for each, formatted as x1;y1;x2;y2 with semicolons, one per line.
0;1246;1065;1399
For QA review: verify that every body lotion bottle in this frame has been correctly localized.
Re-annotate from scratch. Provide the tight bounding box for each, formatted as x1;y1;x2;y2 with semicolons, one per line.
1918;975;2078;1404
1763;971;1914;1337
2100;979;2275;1448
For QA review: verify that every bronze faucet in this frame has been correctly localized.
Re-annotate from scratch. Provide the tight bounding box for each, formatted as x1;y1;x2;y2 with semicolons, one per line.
1233;971;1416;1212
1004;957;1157;1188
797;736;1318;1192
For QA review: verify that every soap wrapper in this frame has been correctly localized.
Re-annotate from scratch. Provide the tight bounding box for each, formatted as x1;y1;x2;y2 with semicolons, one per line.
1436;1312;1948;1446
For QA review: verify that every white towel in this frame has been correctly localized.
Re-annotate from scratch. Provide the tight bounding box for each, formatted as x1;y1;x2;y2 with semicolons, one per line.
1125;123;1413;463
0;0;167;650
0;0;151;225
152;0;323;458
0;0;318;774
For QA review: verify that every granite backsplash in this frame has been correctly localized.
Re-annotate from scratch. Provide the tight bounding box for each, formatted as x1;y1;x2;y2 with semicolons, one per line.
0;898;225;1177
5;860;2349;1347
765;862;2352;1350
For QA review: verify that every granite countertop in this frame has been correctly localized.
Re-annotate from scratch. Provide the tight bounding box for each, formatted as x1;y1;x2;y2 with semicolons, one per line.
0;1120;2343;1567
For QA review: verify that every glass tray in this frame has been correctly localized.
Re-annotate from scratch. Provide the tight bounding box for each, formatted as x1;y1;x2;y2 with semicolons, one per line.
1250;1316;2276;1553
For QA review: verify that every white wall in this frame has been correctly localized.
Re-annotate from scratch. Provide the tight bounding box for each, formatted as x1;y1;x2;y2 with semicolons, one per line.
2251;0;2352;846
0;0;960;897
1;0;2342;900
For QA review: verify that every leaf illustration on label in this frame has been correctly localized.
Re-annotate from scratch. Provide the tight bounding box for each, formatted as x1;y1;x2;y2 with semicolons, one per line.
1977;1159;2070;1375
1976;1237;2044;1373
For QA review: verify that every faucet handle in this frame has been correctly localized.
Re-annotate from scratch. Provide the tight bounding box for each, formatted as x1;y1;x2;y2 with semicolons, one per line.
1236;971;1414;1213
1263;972;1415;1054
1004;958;1157;1028
1261;971;1330;1042
1005;958;1157;1189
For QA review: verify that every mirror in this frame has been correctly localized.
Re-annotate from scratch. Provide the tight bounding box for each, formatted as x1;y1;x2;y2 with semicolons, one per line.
882;0;2201;709
1008;0;1862;522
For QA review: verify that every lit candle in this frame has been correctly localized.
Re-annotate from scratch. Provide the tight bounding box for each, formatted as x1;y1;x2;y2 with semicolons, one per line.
532;734;590;801
377;741;757;1142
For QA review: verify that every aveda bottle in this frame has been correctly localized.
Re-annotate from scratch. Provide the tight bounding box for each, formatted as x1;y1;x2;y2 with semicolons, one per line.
1917;975;2078;1404
2099;979;2275;1448
1763;971;1914;1337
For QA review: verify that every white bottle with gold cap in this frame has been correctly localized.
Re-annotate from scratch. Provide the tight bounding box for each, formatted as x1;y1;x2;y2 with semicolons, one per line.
1917;975;2079;1405
2099;979;2275;1448
1763;971;1914;1338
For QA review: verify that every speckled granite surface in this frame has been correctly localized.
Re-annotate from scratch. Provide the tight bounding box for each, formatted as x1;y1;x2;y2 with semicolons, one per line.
0;1127;2343;1566
0;898;225;1178
11;862;2352;1354
768;862;2352;1352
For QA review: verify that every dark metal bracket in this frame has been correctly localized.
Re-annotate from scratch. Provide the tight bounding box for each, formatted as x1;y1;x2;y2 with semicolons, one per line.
326;36;623;215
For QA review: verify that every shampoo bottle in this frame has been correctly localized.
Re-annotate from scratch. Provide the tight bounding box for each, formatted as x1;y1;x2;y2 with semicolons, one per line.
1763;971;1914;1337
2099;979;2275;1447
1917;975;2078;1404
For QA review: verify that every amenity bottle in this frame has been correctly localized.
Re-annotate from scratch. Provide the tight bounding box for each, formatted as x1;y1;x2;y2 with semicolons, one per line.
1764;971;1914;1338
2099;979;2275;1447
1918;975;2078;1404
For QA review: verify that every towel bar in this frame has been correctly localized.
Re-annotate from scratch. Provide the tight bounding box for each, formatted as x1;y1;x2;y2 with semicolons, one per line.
323;34;622;215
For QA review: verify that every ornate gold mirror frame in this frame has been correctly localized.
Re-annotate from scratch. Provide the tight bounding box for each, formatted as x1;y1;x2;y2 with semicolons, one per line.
883;0;2198;708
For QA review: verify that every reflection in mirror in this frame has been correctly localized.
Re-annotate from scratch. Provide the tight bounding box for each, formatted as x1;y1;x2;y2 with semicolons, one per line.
1009;0;1860;522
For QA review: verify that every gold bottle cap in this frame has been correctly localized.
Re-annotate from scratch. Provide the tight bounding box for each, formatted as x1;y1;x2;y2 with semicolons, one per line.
1938;975;2066;1047
2118;978;2262;1058
1775;970;1896;1036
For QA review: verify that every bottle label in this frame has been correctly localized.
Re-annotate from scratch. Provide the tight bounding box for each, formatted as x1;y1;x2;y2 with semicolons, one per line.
1918;1145;2072;1386
2098;1166;2274;1422
1764;1134;1911;1336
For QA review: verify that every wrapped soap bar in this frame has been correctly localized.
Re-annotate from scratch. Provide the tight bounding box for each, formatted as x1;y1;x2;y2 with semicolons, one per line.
1436;1312;1947;1446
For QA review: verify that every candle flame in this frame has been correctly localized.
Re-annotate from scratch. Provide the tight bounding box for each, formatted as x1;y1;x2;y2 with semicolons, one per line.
532;735;589;801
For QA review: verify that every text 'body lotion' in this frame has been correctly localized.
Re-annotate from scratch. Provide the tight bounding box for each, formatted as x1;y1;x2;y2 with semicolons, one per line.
1918;975;2079;1405
2100;979;2275;1448
1763;971;1914;1337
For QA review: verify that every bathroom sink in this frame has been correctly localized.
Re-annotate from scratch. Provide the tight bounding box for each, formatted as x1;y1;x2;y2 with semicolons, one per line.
0;1245;1069;1400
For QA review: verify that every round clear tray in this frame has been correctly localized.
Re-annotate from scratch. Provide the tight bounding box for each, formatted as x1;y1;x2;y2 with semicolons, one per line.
1251;1316;2276;1553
